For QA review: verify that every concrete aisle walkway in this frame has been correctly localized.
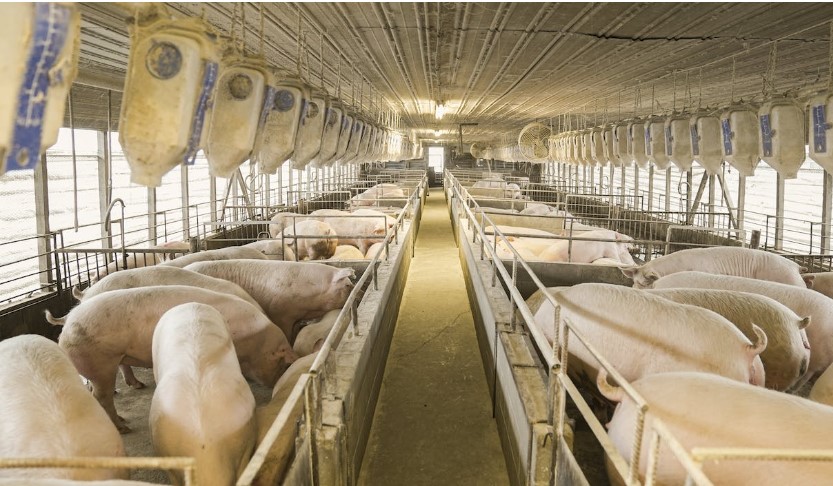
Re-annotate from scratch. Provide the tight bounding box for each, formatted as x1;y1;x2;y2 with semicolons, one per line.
359;192;509;485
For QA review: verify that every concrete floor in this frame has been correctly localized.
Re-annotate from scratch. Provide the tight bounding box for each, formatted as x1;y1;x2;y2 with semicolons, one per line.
359;191;509;485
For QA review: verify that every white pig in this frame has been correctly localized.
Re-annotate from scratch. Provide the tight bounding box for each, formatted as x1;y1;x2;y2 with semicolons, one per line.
310;209;390;253
810;362;833;406
803;272;833;300
0;335;126;480
161;246;267;268
599;371;833;485
621;246;805;289
0;481;159;485
269;212;305;238
255;353;317;446
45;286;295;432
243;239;295;261
365;242;388;260
150;303;256;486
328;245;366;261
646;288;811;391
184;260;355;341
294;309;341;356
538;229;635;264
278;220;338;260
652;271;831;387
534;283;767;386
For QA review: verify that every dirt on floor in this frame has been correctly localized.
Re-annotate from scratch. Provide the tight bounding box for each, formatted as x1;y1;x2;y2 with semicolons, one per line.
113;367;273;483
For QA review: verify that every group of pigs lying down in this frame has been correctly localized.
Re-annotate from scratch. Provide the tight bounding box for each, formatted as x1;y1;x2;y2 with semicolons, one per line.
1;254;356;484
525;245;833;484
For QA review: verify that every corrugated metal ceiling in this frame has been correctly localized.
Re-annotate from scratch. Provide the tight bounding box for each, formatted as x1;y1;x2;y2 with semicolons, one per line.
74;2;833;144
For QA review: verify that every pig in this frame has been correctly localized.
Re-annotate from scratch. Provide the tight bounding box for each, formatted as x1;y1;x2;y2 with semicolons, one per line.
591;257;623;265
652;271;831;387
599;370;833;485
538;229;635;264
153;240;191;262
810;362;833;406
0;335;126;480
95;253;163;281
0;481;160;485
161;246;267;268
243;239;295;261
484;235;538;260
269;212;305;238
255;353;317;446
328;245;366;261
294;309;341;356
365;242;388;260
278;220;338;260
519;203;555;215
803;272;833;300
350;184;406;206
484;225;558;239
184;260;355;341
646;288;811;391
621;246;805;289
533;283;767;387
308;209;390;254
150;304;256;486
45;286;295;432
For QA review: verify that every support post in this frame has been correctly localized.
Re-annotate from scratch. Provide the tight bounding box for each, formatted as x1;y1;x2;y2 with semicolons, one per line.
181;163;190;241
708;173;716;228
209;176;218;223
823;171;833;254
738;174;746;232
647;165;654;212
634;165;640;210
664;168;672;212
775;173;785;251
97;130;112;248
34;153;53;289
148;188;157;244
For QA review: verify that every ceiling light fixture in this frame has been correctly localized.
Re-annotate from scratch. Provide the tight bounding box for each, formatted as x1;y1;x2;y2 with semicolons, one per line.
435;103;445;119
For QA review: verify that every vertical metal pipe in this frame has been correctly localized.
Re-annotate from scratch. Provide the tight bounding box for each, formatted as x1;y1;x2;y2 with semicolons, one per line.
209;177;217;223
633;165;640;210
181;163;190;240
620;165;626;205
686;169;693;213
775;173;785;250
647;165;655;212
738;174;746;232
589;164;595;192
34;152;53;288
823;171;832;254
598;165;603;194
664;167;671;212
708;173;716;228
97;131;112;247
148;188;157;245
609;163;615;206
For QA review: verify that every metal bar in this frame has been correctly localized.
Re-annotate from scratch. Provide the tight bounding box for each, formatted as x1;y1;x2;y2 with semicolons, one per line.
634;165;640;209
737;174;746;231
648;164;654;212
685;172;710;226
775;173;785;250
664;167;672;212
708;173;716;228
34;152;53;290
148;187;157;245
181;163;190;241
822;171;832;254
97;130;112;249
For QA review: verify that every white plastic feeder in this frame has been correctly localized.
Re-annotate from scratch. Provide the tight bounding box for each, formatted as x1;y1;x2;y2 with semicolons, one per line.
205;55;268;178
355;122;373;165
758;97;805;179
590;126;606;165
612;122;629;167
664;113;694;171
342;118;364;163
582;130;596;166
808;92;833;173
253;75;308;174
291;90;326;169
645;116;670;170
627;120;648;168
720;104;760;177
602;125;615;166
309;99;343;168
333;112;354;163
0;3;80;176
120;15;218;187
689;112;723;175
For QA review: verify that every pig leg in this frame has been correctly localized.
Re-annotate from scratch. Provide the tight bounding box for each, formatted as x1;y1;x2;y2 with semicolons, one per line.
72;354;129;433
119;364;146;389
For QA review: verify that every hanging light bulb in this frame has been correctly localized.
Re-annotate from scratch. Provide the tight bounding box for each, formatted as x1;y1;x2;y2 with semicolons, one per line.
435;103;445;119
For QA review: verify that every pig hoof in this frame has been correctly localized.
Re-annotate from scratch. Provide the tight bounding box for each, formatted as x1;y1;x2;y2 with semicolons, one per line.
128;380;146;390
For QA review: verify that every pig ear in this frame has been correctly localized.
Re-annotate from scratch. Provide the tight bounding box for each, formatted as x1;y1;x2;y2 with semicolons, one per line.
596;369;624;403
747;324;768;356
333;267;356;283
803;275;815;288
620;267;639;279
799;316;811;330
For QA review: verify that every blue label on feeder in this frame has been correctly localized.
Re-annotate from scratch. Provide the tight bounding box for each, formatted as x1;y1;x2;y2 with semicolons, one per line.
665;126;673;156
690;125;700;156
6;3;72;172
721;119;733;155
813;105;827;153
760;114;773;157
299;99;308;126
645;126;652;155
183;60;218;165
257;86;277;129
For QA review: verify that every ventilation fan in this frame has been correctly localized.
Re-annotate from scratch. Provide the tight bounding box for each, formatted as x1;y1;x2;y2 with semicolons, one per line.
518;122;552;161
470;143;485;159
120;12;218;187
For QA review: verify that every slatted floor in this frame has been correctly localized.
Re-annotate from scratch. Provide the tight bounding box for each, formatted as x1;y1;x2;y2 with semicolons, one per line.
359;190;508;485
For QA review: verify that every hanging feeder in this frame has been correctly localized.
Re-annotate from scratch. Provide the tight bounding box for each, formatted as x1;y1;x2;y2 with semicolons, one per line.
332;112;354;163
612;122;630;167
645;116;670;170
253;74;309;174
665;113;694;171
590;126;606;166
602;125;616;167
572;132;584;166
689;112;723;175
120;12;218;187
341;117;364;164
758;97;805;179
309;98;343;168
808;92;833;173
582;130;596;167
291;89;326;169
627;120;648;169
720;104;760;177
204;53;268;178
